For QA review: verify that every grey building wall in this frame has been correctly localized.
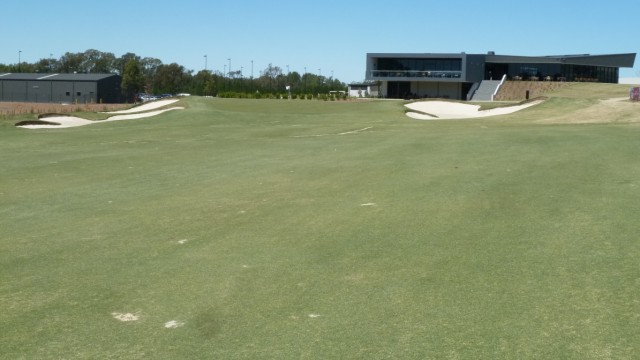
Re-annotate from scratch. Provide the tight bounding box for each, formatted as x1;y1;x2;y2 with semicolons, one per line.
51;81;74;103
464;54;486;82
27;81;51;102
96;76;121;103
412;81;461;99
0;74;122;103
1;81;28;102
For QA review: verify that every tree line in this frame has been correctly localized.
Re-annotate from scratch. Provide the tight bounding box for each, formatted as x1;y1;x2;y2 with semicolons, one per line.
0;49;347;102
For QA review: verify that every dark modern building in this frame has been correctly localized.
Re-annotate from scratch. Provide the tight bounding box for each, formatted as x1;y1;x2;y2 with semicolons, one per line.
365;52;636;100
0;73;122;103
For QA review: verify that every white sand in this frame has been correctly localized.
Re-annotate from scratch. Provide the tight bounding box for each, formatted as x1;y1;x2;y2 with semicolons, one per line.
164;320;184;329
112;312;139;322
405;100;543;120
104;99;180;114
18;101;184;129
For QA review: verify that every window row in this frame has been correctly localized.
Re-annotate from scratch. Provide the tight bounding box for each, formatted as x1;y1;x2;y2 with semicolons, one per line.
376;58;462;72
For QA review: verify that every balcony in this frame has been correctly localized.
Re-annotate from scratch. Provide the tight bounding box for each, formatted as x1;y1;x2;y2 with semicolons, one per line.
369;70;462;79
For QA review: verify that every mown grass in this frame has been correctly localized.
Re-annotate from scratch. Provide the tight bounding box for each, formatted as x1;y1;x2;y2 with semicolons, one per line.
1;86;640;359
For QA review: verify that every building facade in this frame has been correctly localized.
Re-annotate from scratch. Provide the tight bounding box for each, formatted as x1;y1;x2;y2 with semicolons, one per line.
366;52;636;100
0;73;122;103
348;82;380;98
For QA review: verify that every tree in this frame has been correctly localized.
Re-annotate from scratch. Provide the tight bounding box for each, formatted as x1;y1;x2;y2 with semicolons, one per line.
152;63;190;94
121;59;145;102
116;52;141;75
58;52;84;73
261;63;283;91
34;58;55;73
140;57;163;78
82;49;116;73
190;70;217;96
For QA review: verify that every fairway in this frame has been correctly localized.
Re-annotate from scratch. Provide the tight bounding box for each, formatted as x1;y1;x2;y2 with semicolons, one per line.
2;86;640;359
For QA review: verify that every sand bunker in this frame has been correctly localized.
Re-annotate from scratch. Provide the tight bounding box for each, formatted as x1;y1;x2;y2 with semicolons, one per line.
164;320;185;329
112;312;139;322
103;99;180;114
18;99;184;129
405;100;543;120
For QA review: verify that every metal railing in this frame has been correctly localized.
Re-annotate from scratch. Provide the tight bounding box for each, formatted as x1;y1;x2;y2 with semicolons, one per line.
491;74;508;101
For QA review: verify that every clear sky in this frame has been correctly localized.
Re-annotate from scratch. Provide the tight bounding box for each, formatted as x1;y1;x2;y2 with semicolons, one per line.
2;0;639;82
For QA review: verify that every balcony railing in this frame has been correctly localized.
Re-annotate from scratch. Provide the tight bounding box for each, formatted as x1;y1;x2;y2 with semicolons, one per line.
369;70;462;79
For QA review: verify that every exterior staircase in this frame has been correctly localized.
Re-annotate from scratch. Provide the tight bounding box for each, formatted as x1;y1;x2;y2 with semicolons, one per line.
470;80;502;101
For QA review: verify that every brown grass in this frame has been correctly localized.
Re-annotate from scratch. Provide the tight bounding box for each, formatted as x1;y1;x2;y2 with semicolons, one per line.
494;81;571;101
532;97;640;124
0;102;131;117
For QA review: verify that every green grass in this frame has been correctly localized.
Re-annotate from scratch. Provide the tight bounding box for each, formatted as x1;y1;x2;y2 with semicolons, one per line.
2;87;640;359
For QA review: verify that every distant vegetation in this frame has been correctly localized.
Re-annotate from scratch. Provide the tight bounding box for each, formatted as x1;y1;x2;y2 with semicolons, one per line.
0;49;347;101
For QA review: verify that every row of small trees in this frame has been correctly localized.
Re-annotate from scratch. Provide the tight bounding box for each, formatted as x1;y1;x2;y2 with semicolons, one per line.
217;92;348;100
0;49;348;102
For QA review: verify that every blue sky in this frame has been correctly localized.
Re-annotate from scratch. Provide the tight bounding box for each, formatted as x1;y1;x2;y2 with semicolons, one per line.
2;0;639;82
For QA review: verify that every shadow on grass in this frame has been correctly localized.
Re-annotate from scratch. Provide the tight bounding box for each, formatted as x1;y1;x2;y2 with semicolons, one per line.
194;307;223;338
15;119;61;126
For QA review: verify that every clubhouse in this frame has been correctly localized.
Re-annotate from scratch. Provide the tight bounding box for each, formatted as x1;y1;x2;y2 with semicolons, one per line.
365;52;636;100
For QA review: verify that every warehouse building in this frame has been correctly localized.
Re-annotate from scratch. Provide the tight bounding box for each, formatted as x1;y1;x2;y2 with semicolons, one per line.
0;73;121;103
365;52;636;100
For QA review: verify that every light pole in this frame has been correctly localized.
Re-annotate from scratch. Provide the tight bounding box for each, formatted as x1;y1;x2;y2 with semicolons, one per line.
18;50;22;72
227;58;231;92
251;60;254;79
331;70;334;89
204;55;207;71
240;66;244;92
49;53;53;72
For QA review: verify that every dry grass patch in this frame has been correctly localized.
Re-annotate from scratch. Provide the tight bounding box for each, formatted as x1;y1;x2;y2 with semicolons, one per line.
533;97;640;124
0;102;131;117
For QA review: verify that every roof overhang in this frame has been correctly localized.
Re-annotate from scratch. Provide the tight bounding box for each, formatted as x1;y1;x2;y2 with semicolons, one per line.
486;53;636;68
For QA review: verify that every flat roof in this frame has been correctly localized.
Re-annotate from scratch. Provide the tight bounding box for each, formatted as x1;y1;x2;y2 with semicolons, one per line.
367;53;636;68
0;73;119;81
487;53;636;67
